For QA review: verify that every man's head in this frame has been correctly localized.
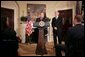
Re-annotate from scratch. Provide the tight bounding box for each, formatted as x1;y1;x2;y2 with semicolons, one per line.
74;15;83;25
40;12;44;18
55;10;59;17
40;12;46;20
27;12;30;16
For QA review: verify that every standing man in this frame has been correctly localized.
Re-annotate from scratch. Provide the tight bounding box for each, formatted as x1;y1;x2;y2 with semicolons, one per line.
35;12;50;55
65;15;84;56
51;11;63;56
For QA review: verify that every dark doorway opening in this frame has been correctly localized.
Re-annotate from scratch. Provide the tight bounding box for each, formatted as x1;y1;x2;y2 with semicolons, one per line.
59;9;72;41
1;7;14;30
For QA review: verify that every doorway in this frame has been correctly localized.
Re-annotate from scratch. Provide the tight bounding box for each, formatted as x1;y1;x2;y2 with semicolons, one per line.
59;9;72;41
1;7;14;30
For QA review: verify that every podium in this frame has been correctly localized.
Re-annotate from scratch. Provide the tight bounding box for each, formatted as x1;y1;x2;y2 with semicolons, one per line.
34;21;50;55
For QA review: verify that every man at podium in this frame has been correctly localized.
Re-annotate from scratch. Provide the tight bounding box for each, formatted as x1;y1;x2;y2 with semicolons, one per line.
34;12;50;55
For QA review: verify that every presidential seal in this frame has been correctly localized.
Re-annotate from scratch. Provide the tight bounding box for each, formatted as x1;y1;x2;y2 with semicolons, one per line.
39;21;45;27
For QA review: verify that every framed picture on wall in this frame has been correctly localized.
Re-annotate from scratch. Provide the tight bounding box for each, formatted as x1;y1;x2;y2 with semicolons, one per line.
27;4;46;21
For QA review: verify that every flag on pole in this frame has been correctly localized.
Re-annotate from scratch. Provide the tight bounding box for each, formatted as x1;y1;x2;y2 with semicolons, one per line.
25;21;33;36
75;1;81;15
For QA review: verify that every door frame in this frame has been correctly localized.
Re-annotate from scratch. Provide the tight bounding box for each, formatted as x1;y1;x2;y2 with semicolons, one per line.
1;6;17;31
1;7;14;30
59;9;73;27
58;9;73;41
56;8;74;26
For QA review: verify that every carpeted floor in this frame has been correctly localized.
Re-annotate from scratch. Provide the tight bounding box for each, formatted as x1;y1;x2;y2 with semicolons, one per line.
18;42;65;56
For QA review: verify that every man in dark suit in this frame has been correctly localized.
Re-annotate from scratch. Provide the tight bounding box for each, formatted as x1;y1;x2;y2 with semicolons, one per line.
35;12;50;43
35;12;50;55
52;11;63;45
51;11;63;56
65;15;84;56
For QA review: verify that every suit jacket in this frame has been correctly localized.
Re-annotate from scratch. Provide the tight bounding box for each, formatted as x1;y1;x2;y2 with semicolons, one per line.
0;28;19;56
65;24;84;56
52;16;63;34
36;17;50;35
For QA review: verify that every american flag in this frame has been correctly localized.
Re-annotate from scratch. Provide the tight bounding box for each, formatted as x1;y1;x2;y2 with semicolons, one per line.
25;20;33;36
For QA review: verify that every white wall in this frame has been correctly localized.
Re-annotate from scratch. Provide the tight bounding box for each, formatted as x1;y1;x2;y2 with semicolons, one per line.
1;1;20;37
16;1;77;42
1;1;81;42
